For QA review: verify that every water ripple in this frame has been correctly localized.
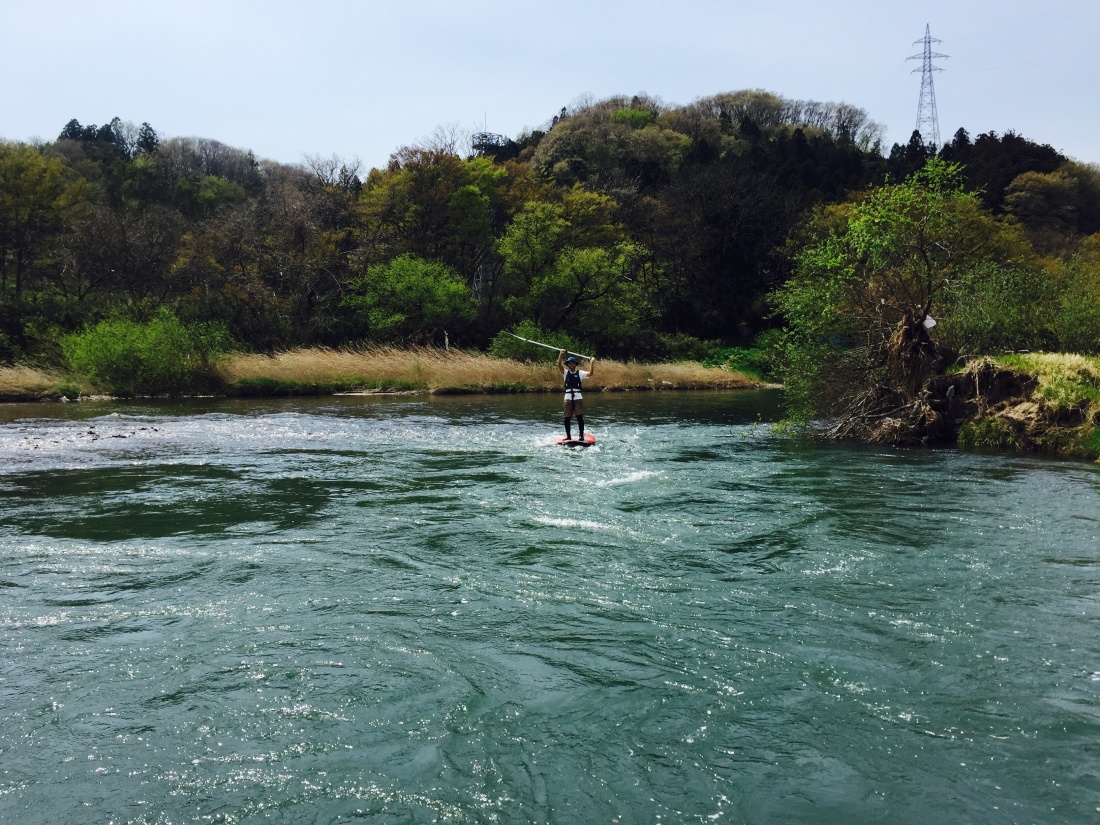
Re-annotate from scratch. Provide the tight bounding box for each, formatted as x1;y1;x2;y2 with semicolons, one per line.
1;392;1099;823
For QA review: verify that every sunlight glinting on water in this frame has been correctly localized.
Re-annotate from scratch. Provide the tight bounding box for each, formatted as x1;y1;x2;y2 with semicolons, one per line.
1;392;1099;823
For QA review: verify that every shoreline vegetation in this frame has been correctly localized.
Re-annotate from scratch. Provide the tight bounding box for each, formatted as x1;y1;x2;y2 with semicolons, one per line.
2;104;1098;464
953;353;1100;461
0;345;765;402
2;347;1097;462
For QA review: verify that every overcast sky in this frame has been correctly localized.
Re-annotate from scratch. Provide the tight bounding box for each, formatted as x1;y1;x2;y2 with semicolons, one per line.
3;0;1097;170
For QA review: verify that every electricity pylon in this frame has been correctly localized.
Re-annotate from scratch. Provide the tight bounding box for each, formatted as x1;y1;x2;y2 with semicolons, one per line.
907;24;948;149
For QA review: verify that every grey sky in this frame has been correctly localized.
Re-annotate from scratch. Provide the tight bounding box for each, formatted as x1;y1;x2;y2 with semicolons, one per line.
3;0;1097;169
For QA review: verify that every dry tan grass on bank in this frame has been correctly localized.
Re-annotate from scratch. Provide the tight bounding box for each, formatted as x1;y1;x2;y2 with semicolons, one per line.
220;345;759;393
0;365;65;399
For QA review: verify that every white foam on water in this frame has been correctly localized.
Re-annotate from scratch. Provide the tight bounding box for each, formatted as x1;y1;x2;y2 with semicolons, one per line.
531;516;617;532
592;469;663;487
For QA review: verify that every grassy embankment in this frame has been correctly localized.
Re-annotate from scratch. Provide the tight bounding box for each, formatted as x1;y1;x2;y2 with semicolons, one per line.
222;346;760;394
0;345;761;401
7;347;1096;461
0;365;68;400
958;353;1100;460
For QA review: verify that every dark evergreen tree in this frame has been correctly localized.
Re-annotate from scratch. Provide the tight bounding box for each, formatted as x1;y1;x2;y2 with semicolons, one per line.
886;130;933;181
939;129;1065;213
136;122;160;154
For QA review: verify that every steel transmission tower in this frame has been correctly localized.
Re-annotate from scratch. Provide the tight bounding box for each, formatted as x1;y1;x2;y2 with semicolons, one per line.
907;24;948;148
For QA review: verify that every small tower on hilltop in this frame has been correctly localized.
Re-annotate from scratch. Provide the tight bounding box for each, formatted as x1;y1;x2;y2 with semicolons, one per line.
907;24;948;149
472;131;507;155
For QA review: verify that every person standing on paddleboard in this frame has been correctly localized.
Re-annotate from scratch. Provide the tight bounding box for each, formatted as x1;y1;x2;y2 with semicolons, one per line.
558;349;595;441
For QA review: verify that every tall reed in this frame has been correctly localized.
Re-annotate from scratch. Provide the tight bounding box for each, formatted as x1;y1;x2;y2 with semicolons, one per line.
220;345;759;393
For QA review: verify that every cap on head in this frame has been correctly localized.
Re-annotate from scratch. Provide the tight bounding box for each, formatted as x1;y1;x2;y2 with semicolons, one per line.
565;356;579;364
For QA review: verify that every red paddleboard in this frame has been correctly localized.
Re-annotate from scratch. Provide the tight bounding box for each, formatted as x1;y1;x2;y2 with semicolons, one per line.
556;433;596;447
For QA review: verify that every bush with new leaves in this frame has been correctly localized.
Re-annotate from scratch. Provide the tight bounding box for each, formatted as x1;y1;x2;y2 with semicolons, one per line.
61;309;231;395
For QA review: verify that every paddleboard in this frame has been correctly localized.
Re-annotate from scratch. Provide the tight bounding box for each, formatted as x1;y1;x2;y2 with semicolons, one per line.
556;433;596;447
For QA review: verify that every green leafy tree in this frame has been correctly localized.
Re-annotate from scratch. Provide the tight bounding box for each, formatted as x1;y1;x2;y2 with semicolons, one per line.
773;158;1033;442
497;192;650;347
513;243;648;335
358;150;506;278
610;108;656;129
344;254;474;344
497;201;567;288
0;144;88;297
532;95;689;190
1001;162;1100;256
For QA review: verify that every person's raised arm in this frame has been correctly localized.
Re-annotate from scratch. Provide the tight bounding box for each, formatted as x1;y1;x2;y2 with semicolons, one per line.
586;356;595;378
557;349;566;373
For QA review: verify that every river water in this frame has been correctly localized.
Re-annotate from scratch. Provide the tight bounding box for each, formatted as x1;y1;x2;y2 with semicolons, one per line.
0;391;1098;824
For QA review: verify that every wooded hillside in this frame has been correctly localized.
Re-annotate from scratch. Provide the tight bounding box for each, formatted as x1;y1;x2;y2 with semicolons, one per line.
2;90;1098;369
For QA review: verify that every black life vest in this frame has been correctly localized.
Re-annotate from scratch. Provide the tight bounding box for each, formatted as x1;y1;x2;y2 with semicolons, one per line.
564;368;583;397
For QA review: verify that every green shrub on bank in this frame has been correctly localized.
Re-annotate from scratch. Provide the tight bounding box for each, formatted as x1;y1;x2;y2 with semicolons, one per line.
1082;427;1100;460
995;353;1100;410
1038;377;1100;410
61;309;232;395
1054;253;1100;353
938;263;1057;353
958;418;1021;451
702;330;784;380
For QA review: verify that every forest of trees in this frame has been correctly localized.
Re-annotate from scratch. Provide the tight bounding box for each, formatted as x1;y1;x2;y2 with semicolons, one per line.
2;90;1099;371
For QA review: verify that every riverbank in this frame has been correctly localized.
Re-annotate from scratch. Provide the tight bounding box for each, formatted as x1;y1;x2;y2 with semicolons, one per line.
6;347;1096;462
951;353;1100;461
0;345;763;403
0;365;68;401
